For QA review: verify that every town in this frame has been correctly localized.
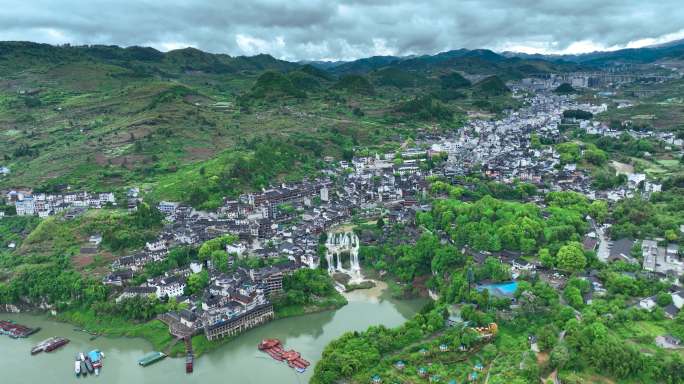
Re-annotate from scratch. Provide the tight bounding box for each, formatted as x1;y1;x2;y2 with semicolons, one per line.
4;81;681;342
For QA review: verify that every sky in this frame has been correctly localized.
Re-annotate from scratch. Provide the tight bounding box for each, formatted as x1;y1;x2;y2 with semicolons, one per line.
1;0;683;62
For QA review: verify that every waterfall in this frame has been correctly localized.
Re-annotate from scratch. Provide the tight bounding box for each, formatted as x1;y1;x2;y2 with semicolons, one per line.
325;231;362;281
349;234;360;273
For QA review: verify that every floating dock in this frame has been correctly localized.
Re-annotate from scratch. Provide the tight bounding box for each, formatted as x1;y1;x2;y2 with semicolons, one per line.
186;353;194;373
0;320;40;338
138;351;167;367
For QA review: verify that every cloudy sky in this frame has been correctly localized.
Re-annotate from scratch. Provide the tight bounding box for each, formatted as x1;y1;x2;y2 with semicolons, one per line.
2;0;683;61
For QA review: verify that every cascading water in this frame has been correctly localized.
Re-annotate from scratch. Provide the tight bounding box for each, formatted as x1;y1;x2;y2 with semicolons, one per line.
324;231;362;282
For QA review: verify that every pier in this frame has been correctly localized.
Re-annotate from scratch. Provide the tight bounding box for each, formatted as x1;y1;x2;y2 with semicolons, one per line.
185;337;194;374
157;314;195;373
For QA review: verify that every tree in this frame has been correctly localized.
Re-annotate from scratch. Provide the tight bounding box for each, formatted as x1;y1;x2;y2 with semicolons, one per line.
656;292;673;307
554;83;576;95
537;323;560;350
583;148;607;166
185;270;209;295
556;142;581;164
562;109;593;120
588;200;608;222
481;343;497;361
210;249;229;272
538;248;554;268
564;286;584;309
530;133;541;149
198;235;237;262
550;344;570;369
665;229;678;242
556;242;586;272
376;217;385;229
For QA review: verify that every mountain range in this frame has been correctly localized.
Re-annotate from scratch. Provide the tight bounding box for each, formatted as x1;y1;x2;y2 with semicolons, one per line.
304;39;684;74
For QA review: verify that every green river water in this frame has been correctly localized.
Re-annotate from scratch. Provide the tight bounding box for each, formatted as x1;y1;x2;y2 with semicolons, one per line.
0;283;426;384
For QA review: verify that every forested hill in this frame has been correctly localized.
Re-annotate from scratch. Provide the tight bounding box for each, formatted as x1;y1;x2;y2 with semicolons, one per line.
502;39;684;66
312;48;583;78
0;41;298;75
1;41;569;208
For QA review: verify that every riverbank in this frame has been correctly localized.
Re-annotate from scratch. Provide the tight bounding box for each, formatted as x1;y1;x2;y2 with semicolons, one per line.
57;309;184;354
274;291;348;319
331;271;377;292
360;267;430;300
345;280;376;292
57;309;242;357
53;287;348;357
3;274;413;358
1;283;426;384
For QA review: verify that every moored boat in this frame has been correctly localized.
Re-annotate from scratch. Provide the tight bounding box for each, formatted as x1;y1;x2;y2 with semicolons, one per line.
31;337;56;355
88;350;103;368
258;338;282;350
84;357;94;374
258;339;310;373
75;360;81;377
45;337;70;352
138;351;167;367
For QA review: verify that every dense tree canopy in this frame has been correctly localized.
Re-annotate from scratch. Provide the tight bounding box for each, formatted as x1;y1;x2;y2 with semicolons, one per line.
563;109;593;120
555;242;587;272
276;268;338;307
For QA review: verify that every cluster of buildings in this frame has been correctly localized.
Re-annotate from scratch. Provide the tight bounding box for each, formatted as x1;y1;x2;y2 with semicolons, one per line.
4;190;116;217
642;240;683;277
432;94;606;199
105;152;433;340
115;259;295;340
519;70;679;92
109;157;430;277
583;119;684;148
639;288;684;320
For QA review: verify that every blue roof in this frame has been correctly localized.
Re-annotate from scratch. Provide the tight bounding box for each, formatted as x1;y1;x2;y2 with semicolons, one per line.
88;350;101;362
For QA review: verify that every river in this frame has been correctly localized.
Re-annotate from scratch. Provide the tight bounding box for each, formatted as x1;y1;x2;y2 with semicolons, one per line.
0;282;426;384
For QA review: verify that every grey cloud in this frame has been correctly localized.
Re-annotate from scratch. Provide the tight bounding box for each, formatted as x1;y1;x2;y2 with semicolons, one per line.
0;0;682;61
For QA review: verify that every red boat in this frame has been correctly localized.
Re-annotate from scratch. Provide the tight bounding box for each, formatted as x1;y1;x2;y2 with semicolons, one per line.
258;339;310;372
258;339;281;350
45;337;70;352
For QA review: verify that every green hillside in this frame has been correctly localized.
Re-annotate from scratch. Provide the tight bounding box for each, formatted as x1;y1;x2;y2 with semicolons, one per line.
0;42;524;208
472;75;510;96
333;74;375;95
440;72;472;89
